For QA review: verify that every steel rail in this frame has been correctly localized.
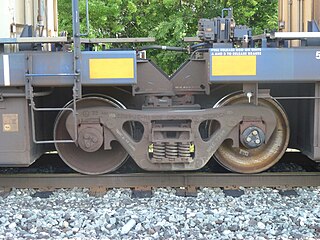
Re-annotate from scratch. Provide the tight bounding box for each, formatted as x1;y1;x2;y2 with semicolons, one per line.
0;172;319;189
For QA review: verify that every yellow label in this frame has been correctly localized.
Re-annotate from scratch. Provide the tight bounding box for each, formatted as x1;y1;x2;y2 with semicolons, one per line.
189;144;195;153
212;56;256;76
89;58;134;79
148;144;153;153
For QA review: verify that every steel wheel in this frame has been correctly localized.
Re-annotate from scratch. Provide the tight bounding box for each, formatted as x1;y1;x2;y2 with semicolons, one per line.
211;92;290;173
54;96;129;175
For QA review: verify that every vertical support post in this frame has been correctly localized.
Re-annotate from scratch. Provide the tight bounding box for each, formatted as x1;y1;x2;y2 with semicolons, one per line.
71;0;82;144
72;0;82;99
25;54;38;144
25;54;33;100
261;38;268;48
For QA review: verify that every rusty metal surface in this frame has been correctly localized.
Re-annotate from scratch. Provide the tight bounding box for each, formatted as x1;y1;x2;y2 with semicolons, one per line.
171;57;210;95
64;103;277;172
213;93;289;173
0;172;319;189
55;97;129;175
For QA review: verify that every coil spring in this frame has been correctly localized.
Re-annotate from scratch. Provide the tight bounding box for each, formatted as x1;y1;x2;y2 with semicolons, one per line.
166;143;178;158
153;143;165;159
178;143;191;158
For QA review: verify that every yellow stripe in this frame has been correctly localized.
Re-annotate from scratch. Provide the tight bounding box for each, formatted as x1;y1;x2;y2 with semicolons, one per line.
212;56;256;76
89;58;134;79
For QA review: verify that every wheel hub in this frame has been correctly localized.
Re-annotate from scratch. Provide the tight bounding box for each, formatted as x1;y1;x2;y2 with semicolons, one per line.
240;126;265;149
78;125;103;152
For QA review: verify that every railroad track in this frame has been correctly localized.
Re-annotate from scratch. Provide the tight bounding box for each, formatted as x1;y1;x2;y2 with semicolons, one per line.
0;172;319;189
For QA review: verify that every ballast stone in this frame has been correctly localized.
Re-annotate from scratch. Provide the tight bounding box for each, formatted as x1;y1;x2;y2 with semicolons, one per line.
121;219;136;235
0;187;320;239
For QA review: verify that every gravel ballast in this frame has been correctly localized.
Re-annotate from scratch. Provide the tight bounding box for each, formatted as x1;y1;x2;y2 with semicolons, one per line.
0;187;320;239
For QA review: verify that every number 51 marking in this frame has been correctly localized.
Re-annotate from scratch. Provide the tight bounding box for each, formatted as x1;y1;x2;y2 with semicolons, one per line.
316;51;320;60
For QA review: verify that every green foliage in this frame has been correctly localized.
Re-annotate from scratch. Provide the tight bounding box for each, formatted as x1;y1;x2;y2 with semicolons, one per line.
58;0;278;74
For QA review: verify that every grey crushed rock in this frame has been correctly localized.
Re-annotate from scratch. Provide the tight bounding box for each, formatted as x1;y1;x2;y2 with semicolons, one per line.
0;187;319;239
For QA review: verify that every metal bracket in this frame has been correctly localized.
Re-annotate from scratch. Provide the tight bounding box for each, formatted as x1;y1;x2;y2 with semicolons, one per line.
0;93;5;109
243;83;258;105
25;52;78;144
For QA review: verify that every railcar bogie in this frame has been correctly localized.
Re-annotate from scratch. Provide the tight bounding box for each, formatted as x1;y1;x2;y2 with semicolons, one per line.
0;1;320;174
